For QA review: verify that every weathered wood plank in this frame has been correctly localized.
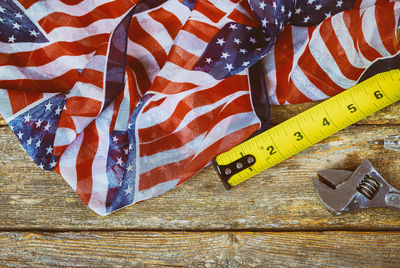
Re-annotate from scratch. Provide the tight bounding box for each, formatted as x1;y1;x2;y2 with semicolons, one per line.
269;101;400;124
1;101;400;127
1;231;399;267
1;124;400;230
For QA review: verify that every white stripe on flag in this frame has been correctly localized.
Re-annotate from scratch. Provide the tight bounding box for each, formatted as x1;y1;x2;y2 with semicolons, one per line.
362;6;390;57
47;15;125;42
331;13;368;68
173;30;208;57
86;55;107;73
114;74;132;131
0;55;91;80
139;13;174;54
261;49;279;105
58;131;84;191
156;62;218;87
162;0;192;25
290;64;330;101
0;90;13;121
193;111;259;158
70;82;104;102
88;102;114;216
54;127;77;147
309;25;356;88
139;133;205;174
127;39;161;82
27;0;112;22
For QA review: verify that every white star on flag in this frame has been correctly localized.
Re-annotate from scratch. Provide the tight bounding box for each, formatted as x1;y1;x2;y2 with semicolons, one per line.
35;118;42;128
216;38;225;46
124;185;133;195
229;24;237;30
45;102;52;111
221;52;230;59
29;30;39;37
44;123;51;131
46;145;53;155
26;137;33;146
24;114;31;123
15;12;23;19
116;157;124;166
8;35;16;43
225;63;233;71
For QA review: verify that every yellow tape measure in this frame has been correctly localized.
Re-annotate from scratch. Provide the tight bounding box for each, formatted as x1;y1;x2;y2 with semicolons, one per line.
214;69;400;189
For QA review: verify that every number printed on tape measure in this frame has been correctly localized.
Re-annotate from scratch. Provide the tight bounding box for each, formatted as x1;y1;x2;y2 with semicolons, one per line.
215;70;400;186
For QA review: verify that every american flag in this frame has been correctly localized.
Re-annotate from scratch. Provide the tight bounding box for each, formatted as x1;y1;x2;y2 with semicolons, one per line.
0;0;399;215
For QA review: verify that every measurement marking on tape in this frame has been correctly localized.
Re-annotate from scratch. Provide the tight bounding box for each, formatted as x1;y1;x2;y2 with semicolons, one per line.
214;70;400;187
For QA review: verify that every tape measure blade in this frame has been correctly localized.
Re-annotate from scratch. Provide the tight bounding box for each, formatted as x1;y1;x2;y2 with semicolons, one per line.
215;69;400;187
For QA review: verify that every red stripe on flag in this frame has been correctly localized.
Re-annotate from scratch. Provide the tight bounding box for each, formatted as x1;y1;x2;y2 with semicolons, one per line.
139;94;253;156
195;0;226;23
18;0;39;9
126;67;141;115
183;20;219;43
286;80;313;104
78;69;104;89
320;18;364;81
343;10;382;62
129;17;168;69
228;9;259;27
56;112;77;130
109;87;125;132
139;75;249;142
0;69;79;93
139;155;192;191
150;76;198;94
38;0;134;33
274;26;294;105
75;124;99;205
228;1;260;27
59;0;84;5
297;45;344;97
0;34;109;67
148;7;182;39
142;97;166;113
167;45;200;69
375;3;399;55
7;91;43;114
126;55;152;94
66;96;102;117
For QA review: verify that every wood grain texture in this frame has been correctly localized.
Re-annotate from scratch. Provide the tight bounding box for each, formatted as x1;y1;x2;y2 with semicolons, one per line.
1;101;400;127
269;101;400;125
1;231;399;267
2;124;400;230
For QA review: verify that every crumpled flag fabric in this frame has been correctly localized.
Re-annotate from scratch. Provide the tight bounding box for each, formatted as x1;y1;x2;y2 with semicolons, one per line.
0;0;399;215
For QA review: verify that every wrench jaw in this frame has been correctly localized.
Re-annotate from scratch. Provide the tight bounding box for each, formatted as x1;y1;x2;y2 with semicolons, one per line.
313;170;354;215
313;178;345;215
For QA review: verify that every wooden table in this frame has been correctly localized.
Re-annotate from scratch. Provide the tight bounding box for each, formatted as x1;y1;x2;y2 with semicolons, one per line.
1;102;400;267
